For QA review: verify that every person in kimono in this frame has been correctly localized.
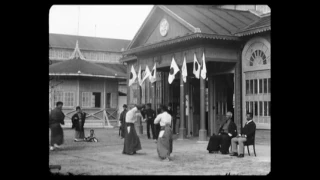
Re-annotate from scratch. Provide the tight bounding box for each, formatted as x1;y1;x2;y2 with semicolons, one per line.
122;104;144;155
207;111;237;154
71;106;87;142
119;104;128;139
85;129;98;142
49;101;65;151
154;105;173;161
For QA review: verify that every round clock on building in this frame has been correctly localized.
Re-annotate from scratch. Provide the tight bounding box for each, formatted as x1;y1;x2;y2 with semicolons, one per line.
160;18;169;37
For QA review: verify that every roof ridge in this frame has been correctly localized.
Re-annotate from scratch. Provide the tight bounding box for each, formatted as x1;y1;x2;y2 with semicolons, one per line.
49;33;131;41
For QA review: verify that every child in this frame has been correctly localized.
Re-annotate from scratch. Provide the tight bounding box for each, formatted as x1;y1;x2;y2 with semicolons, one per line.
85;129;98;142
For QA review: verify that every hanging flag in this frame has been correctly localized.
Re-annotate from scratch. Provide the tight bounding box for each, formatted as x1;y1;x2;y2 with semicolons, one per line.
181;55;187;83
168;56;180;84
149;63;157;83
129;65;137;86
142;65;151;83
138;65;143;86
201;52;207;80
193;53;200;79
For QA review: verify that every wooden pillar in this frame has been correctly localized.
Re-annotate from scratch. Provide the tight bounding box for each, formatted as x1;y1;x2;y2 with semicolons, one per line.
198;76;207;142
188;80;193;137
178;72;186;139
235;61;242;133
208;75;214;137
137;67;143;135
103;79;106;127
213;76;217;134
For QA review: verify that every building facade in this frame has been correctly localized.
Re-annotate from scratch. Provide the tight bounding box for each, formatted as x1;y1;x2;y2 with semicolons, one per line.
120;5;270;140
49;34;130;127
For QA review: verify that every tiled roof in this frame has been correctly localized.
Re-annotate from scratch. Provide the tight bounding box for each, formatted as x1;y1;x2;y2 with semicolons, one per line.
235;14;270;36
163;5;260;36
49;58;126;79
49;33;131;52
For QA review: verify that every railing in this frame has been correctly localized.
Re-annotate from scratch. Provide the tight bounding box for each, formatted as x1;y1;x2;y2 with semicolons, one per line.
50;108;119;128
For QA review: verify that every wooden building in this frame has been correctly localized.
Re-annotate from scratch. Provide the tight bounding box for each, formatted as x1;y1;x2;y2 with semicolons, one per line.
120;5;270;140
49;34;130;128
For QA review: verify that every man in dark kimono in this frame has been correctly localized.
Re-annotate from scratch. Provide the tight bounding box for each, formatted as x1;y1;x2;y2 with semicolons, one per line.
142;103;156;139
71;106;87;142
49;101;65;151
230;112;256;158
122;104;144;155
119;104;128;139
207;111;237;154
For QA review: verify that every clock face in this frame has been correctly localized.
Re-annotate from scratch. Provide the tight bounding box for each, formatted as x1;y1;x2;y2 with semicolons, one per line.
160;18;169;37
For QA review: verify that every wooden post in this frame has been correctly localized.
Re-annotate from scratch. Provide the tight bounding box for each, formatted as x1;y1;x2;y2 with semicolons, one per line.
178;72;186;139
103;80;106;127
198;75;207;142
208;75;214;137
213;76;217;134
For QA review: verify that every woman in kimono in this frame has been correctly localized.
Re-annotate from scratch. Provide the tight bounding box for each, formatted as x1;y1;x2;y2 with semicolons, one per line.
71;106;87;142
122;104;144;155
207;111;237;154
154;105;173;161
49;101;65;151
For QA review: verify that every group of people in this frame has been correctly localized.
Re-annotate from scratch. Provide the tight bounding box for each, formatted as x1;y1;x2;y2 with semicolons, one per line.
120;104;173;161
207;111;256;158
49;102;98;151
50;101;256;159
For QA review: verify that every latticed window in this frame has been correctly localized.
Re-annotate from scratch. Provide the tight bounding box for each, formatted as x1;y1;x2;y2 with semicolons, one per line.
53;91;74;108
82;92;91;108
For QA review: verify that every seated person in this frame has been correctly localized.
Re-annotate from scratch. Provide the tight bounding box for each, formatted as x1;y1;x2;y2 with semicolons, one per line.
230;112;256;158
207;111;237;154
85;129;98;142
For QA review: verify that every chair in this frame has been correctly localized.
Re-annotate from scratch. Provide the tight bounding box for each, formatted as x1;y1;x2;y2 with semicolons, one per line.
243;130;257;156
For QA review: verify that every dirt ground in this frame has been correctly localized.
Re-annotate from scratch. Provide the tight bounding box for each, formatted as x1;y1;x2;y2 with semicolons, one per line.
49;127;270;175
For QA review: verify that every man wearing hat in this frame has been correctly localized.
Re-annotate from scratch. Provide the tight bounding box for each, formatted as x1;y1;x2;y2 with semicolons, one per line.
230;112;256;158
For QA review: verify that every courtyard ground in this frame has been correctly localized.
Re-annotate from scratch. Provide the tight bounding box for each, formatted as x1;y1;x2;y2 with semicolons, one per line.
49;127;270;175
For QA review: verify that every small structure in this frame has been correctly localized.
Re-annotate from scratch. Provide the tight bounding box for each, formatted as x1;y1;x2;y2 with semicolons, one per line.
49;36;129;128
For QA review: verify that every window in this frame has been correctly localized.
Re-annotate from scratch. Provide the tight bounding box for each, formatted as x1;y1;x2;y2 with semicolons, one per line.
268;78;271;93
254;101;258;116
54;91;74;108
82;92;91;108
254;79;257;94
64;92;75;107
264;101;268;116
54;91;63;104
246;80;249;94
82;92;101;108
246;101;249;114
259;79;263;94
263;78;268;94
268;101;271;116
250;101;253;114
259;101;263;116
250;79;253;95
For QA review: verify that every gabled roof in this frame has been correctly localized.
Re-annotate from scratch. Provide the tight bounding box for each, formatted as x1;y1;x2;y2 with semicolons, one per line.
49;33;131;52
49;57;126;79
235;14;270;36
162;5;260;35
126;5;263;52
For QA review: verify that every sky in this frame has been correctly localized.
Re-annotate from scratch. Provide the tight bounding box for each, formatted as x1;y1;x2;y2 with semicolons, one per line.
49;5;154;40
